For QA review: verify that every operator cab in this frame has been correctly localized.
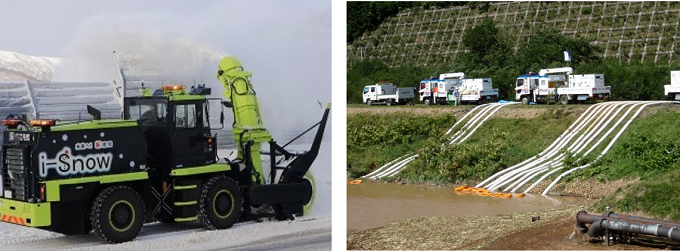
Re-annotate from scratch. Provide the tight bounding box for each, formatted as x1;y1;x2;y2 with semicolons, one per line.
123;85;217;171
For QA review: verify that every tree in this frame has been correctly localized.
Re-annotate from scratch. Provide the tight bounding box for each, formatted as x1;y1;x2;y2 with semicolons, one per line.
461;18;510;68
514;29;602;72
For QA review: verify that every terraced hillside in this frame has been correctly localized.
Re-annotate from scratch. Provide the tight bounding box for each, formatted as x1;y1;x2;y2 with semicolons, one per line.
347;1;680;68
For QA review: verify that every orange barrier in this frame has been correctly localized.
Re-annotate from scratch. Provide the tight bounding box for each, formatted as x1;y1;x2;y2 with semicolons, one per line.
455;187;525;199
348;180;363;184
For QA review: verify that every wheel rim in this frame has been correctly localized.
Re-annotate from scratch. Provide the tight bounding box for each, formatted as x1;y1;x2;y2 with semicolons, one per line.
213;190;234;219
109;200;135;232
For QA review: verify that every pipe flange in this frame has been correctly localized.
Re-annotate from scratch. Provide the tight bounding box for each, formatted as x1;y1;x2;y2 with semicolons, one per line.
668;227;677;239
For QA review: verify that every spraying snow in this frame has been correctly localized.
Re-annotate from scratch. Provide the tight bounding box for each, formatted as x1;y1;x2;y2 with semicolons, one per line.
0;50;60;82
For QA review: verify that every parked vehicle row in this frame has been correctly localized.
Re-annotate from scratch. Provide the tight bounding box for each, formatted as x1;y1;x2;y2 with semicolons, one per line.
361;69;680;106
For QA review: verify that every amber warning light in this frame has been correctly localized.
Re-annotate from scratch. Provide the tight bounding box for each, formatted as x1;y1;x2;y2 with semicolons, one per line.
30;120;56;127
161;85;185;91
1;119;21;128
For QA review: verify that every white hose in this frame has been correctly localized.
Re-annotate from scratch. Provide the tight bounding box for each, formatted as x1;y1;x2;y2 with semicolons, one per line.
363;102;512;179
541;101;671;195
521;102;637;192
521;102;636;193
476;103;599;187
483;103;608;190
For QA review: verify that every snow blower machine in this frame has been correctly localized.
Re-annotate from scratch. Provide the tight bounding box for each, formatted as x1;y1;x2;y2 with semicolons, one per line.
0;56;330;243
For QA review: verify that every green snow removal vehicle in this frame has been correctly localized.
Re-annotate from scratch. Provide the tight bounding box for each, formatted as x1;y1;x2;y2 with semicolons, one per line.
0;56;330;243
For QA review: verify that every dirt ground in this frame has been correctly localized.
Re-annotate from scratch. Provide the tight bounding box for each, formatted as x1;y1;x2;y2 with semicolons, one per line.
483;212;676;250
347;178;680;250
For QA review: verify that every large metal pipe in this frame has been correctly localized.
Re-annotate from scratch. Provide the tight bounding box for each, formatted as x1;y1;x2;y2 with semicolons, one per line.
577;211;680;242
605;212;680;229
577;211;680;229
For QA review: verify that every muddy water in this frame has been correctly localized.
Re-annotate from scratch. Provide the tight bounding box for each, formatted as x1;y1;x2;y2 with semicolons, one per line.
347;181;577;231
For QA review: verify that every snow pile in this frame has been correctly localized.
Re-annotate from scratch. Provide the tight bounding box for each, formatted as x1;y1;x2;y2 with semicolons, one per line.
0;50;60;82
31;82;122;120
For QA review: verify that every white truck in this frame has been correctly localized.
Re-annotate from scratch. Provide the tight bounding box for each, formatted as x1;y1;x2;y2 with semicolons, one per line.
664;71;680;100
447;78;498;104
363;82;415;106
515;67;611;105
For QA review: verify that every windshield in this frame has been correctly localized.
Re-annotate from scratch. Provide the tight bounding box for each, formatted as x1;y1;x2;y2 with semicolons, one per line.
124;99;168;126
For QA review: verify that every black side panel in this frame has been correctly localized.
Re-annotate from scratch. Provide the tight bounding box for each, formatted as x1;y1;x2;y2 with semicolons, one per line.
248;180;312;205
59;182;99;202
48;201;91;235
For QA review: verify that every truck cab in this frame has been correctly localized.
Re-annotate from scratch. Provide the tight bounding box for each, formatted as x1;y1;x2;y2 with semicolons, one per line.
362;82;413;106
515;72;566;104
418;77;443;105
123;85;216;171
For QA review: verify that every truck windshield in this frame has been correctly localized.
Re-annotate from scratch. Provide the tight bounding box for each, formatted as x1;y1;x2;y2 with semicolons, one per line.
363;87;369;94
516;79;524;88
124;99;168;126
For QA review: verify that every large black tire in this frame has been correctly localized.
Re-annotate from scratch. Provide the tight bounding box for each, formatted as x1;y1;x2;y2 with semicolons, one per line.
198;175;243;230
424;98;431;106
366;99;372;106
559;95;569;105
387;99;393;106
521;96;530;105
90;186;145;243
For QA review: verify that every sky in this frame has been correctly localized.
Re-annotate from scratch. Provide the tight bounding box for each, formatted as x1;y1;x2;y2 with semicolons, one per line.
0;0;331;136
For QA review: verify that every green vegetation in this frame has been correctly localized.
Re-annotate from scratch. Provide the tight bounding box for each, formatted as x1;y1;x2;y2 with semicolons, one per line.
595;170;680;221
567;108;680;220
572;109;680;180
347;112;455;178
347;2;467;44
348;1;680;66
347;107;578;183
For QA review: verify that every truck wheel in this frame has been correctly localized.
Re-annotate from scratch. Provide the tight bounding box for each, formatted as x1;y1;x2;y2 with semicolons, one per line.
521;96;529;105
559;95;569;105
366;99;372;106
91;186;144;243
387;99;393;106
198;175;243;230
424;99;431;106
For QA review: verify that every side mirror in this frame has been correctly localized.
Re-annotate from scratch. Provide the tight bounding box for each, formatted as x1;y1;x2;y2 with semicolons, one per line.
222;101;233;108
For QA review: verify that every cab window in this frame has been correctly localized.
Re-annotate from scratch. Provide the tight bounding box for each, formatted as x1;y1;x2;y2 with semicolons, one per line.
363;87;370;94
516;79;524;88
126;100;167;126
175;104;197;129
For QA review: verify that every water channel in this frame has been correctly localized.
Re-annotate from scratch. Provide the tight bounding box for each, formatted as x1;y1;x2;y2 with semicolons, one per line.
347;181;577;231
